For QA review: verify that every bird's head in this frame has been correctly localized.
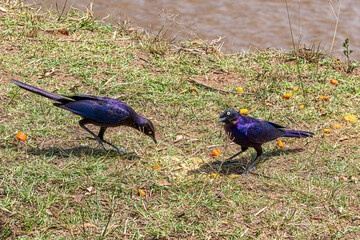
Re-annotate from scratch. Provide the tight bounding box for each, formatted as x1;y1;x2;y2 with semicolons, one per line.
138;119;157;144
217;109;239;124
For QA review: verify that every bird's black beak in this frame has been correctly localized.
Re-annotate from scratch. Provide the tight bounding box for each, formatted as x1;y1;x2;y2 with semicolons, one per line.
217;117;227;123
152;137;157;144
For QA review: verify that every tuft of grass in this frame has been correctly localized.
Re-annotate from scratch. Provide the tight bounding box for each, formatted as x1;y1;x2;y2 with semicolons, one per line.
0;1;359;239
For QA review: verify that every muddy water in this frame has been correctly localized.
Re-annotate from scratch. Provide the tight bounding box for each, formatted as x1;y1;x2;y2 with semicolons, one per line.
29;0;360;59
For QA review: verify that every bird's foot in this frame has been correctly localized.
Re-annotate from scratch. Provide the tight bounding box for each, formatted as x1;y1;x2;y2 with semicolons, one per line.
241;166;257;176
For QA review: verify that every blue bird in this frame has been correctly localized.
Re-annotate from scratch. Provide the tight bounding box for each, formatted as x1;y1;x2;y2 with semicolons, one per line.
217;109;314;175
11;79;157;153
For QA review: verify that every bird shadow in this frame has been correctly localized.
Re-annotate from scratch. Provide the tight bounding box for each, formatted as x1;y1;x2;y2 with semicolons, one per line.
0;144;139;160
191;148;305;176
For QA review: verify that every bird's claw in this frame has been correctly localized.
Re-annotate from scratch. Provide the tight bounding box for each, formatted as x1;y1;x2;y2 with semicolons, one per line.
241;166;257;176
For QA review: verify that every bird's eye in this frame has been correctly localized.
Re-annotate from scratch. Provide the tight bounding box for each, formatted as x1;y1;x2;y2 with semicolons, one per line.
227;112;230;115
148;131;153;134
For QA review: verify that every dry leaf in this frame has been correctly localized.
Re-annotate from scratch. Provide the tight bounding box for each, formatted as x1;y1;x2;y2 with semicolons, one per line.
0;6;7;12
264;181;273;186
46;209;54;216
350;176;358;183
85;186;96;195
156;180;172;186
174;135;184;143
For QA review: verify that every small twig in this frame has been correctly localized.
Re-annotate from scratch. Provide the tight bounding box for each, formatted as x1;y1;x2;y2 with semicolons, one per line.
328;0;342;55
240;228;249;238
254;206;268;216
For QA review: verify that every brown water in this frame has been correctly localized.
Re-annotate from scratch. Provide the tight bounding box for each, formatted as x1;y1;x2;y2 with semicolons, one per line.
28;0;360;60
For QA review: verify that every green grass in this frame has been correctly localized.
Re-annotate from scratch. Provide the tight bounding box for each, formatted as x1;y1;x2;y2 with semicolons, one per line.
1;1;360;239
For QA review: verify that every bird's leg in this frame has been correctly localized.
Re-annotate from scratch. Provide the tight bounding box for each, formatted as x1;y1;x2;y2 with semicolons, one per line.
215;147;248;165
79;120;107;151
227;146;249;161
97;127;128;153
80;122;127;154
243;146;263;175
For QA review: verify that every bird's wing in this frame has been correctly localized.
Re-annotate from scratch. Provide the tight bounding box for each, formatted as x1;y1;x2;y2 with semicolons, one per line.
242;120;285;144
54;100;130;124
264;120;286;129
65;95;108;101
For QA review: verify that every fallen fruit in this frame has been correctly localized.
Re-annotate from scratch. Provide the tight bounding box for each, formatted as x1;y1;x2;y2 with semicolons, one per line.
330;79;339;85
152;165;162;171
236;87;244;93
138;189;145;196
240;109;248;115
210;173;219;179
332;125;341;129
323;129;331;133
299;105;304;109
343;115;357;121
15;131;27;142
277;140;284;148
212;149;221;157
283;92;293;99
292;87;300;91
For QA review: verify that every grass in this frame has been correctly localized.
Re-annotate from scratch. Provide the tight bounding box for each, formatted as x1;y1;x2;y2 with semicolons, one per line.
0;1;360;239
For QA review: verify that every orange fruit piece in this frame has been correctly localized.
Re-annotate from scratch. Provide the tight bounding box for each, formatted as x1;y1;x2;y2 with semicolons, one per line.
343;115;357;121
212;149;221;157
277;140;284;148
240;109;248;115
292;87;300;91
283;92;293;99
330;79;339;85
323;129;331;133
332;125;341;129
15;131;27;142
323;96;330;101
138;189;145;196
299;105;304;109
152;165;162;171
210;173;219;179
236;87;244;93
318;96;324;100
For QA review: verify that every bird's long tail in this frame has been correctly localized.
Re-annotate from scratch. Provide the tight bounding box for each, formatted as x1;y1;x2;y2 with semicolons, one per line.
283;130;314;138
11;79;65;102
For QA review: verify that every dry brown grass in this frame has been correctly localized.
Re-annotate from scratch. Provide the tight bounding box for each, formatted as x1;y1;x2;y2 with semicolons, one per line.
0;1;359;239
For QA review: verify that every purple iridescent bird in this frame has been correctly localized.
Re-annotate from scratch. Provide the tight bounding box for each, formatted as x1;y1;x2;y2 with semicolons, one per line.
11;79;157;153
217;109;314;175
